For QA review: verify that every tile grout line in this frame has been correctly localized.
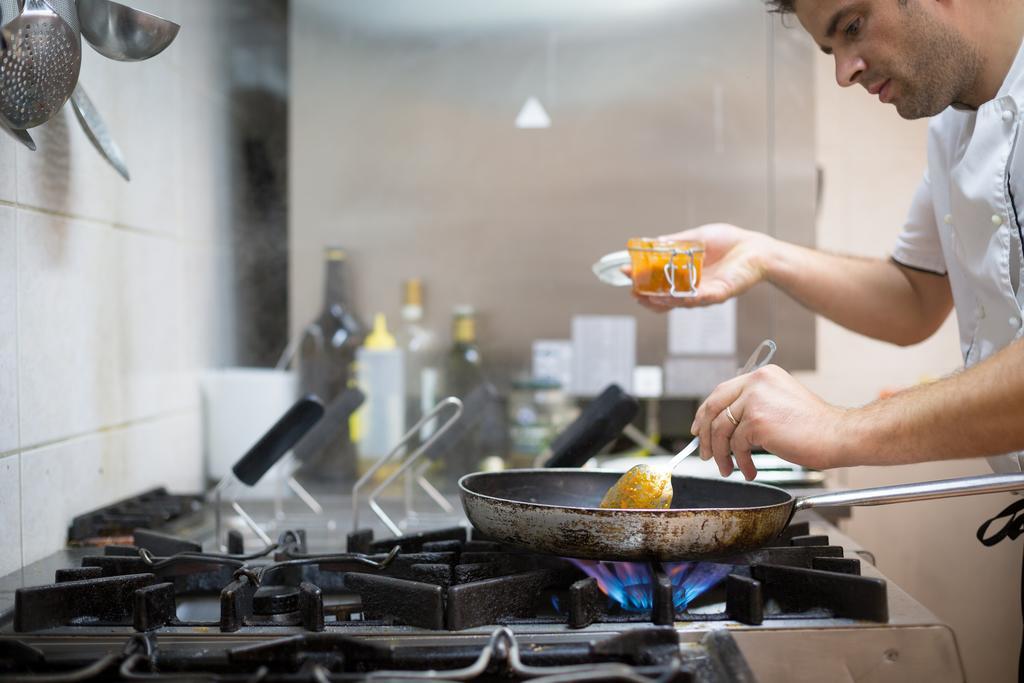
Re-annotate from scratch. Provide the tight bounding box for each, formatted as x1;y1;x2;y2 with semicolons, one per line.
14;169;23;571
0;405;200;460
14;203;180;242
14;202;227;250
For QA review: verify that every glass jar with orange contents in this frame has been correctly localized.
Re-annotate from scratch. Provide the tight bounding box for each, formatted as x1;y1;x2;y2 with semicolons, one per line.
627;238;705;297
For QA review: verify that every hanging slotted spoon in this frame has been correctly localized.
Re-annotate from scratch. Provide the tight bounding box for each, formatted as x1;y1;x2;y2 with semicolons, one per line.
599;339;778;509
46;0;79;33
0;5;32;148
0;0;81;130
42;0;130;179
0;23;32;148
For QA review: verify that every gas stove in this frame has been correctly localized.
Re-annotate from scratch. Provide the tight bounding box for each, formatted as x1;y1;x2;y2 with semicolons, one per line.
0;489;967;682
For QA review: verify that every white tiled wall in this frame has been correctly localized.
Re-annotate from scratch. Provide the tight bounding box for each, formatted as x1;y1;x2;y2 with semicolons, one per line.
0;135;14;203
19;412;202;566
0;207;16;455
802;50;1021;683
0;1;237;578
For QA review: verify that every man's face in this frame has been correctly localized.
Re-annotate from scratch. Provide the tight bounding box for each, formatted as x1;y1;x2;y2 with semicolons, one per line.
794;0;981;118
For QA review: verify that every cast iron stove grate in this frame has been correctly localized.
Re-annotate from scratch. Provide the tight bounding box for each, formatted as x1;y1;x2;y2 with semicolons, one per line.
66;487;203;544
0;625;756;682
9;520;887;635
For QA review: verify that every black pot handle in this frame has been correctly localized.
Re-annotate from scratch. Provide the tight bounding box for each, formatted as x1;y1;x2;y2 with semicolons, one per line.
232;395;325;486
544;384;638;468
290;387;364;459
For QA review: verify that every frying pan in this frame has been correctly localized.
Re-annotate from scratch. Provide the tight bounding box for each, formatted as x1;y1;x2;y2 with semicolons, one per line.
459;468;1024;561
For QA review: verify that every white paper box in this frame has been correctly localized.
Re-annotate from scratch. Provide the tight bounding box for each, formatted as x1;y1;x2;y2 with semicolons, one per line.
664;356;736;398
532;339;573;390
633;366;664;398
570;316;636;396
200;368;298;499
667;300;737;356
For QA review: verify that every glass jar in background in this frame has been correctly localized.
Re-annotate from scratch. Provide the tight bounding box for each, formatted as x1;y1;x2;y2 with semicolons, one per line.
507;377;577;469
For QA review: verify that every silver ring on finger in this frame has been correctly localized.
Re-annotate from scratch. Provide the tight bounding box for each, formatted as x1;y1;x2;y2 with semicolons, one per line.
725;405;740;427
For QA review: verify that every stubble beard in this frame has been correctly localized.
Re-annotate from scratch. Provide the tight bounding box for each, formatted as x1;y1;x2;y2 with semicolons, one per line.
892;6;983;119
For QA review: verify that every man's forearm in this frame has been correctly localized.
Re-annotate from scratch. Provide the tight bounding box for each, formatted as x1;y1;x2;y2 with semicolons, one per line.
836;338;1024;466
762;239;950;345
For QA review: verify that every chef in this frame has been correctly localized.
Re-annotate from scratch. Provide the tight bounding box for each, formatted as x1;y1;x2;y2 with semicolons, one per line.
635;0;1024;673
640;0;1024;486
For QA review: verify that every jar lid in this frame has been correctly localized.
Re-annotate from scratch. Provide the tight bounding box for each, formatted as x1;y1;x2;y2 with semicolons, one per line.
627;238;705;254
591;250;631;287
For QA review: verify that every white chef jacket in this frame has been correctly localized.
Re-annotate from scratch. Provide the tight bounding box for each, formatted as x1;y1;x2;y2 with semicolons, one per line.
891;39;1024;473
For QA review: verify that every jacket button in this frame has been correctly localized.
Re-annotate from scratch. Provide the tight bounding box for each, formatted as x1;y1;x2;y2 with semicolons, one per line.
1004;110;1015;123
944;214;953;224
993;214;1005;226
1011;316;1021;328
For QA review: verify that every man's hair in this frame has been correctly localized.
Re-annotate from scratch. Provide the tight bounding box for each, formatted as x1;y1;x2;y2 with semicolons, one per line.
768;0;909;15
765;0;796;13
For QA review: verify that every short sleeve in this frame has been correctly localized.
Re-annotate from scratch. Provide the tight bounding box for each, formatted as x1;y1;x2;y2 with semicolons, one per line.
890;170;947;275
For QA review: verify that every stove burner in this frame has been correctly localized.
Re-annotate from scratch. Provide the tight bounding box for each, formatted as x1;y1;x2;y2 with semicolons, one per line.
253;584;301;614
567;559;734;613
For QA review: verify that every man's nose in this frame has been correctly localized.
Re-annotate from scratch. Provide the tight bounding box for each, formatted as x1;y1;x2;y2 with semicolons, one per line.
834;53;866;88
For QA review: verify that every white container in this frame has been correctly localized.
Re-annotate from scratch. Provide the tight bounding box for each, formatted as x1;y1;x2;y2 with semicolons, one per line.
199;368;298;499
570;315;636;396
355;314;406;462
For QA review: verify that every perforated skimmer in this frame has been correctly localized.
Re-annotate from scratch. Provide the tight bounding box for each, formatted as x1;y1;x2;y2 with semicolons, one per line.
45;0;81;33
0;0;81;129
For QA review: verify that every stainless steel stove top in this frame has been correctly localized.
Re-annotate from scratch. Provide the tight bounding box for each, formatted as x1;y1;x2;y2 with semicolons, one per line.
0;491;967;683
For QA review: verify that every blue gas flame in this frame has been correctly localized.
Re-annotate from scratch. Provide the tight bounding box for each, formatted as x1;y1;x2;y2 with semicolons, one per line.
568;559;732;613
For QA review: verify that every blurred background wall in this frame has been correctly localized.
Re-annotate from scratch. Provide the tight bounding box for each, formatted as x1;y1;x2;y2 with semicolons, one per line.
288;0;817;384
0;0;289;576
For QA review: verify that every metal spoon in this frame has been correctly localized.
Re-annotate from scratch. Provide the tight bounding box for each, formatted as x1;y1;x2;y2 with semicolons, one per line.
0;119;36;150
35;0;130;179
69;84;130;180
45;0;79;32
599;340;778;509
0;26;33;149
76;0;179;62
0;0;81;130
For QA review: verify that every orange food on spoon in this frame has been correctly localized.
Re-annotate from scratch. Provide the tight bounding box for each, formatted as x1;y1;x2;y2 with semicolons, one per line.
599;340;778;511
599;464;673;509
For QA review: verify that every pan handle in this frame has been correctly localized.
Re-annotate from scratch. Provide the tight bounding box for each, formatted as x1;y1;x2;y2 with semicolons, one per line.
543;384;639;468
231;395;325;486
794;472;1024;511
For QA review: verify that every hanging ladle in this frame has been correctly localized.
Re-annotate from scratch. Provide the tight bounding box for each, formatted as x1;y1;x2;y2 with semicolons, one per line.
76;0;179;62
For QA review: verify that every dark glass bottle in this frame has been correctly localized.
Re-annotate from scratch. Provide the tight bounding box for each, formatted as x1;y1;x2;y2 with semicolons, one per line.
440;307;507;482
443;306;483;400
294;247;365;481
